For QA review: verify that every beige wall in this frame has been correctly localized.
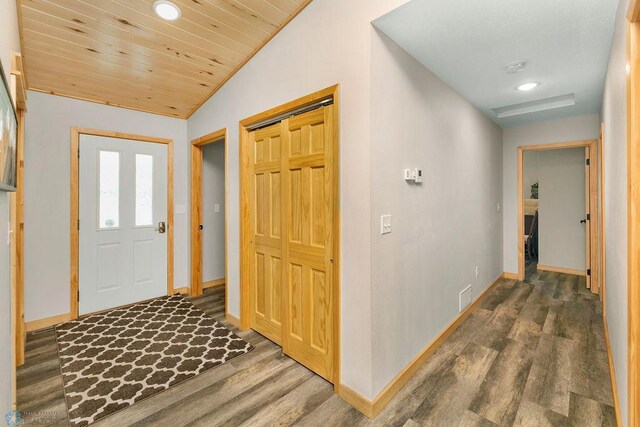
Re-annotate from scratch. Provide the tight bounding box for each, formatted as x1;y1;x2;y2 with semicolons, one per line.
0;0;21;414
201;142;225;283
369;30;503;395
601;0;630;423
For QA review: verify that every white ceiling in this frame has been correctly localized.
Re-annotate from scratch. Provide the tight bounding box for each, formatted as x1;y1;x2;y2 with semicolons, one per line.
373;0;620;127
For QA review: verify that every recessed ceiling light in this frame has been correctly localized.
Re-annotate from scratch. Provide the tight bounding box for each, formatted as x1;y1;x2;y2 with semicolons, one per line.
506;61;526;73
517;82;539;92
153;0;181;21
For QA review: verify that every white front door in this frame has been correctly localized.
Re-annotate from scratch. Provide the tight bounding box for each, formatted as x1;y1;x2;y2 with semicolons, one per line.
79;135;168;315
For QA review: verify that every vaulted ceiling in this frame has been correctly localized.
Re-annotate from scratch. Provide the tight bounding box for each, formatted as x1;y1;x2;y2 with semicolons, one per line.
17;0;311;118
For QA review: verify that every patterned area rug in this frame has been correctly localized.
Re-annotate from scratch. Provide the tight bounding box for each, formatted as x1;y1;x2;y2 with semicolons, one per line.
55;295;253;426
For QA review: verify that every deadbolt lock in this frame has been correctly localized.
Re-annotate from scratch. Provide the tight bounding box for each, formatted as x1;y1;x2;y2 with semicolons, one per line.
155;221;166;233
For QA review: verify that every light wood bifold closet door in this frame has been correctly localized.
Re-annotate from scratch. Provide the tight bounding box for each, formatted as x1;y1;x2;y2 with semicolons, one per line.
249;105;336;382
249;123;283;344
281;106;335;382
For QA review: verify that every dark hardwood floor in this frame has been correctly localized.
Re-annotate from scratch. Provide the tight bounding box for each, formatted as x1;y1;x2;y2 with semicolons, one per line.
525;258;537;281
17;271;616;426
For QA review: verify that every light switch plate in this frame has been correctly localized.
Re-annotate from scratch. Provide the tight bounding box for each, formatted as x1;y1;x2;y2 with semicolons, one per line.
380;214;392;235
214;203;220;213
175;204;186;214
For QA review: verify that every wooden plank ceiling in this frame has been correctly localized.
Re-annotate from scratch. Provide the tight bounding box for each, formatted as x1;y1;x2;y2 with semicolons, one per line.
17;0;311;118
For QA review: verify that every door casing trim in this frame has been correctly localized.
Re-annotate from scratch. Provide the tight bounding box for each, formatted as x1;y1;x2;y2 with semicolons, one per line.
189;128;227;315
238;84;340;387
70;128;174;320
627;2;640;423
516;139;601;293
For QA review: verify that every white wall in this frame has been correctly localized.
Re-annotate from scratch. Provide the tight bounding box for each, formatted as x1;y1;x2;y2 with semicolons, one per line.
523;150;540;198
187;0;412;399
201;142;225;282
0;0;20;414
602;0;629;423
502;114;600;274
535;148;586;270
369;30;503;395
24;91;188;322
0;191;12;414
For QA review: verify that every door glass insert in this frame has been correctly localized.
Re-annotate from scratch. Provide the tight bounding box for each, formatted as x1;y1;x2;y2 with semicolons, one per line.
99;150;120;228
135;154;153;226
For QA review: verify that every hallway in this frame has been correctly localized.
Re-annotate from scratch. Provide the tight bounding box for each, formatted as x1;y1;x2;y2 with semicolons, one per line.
16;271;615;426
353;271;615;426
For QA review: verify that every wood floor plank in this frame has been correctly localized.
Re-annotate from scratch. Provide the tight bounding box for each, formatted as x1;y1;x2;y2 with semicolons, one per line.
513;399;570;427
589;307;607;353
439;309;493;355
518;284;554;325
507;286;553;349
501;282;535;312
366;348;459;426
471;304;520;352
190;364;315;426
295;394;364;426
469;339;535;425
17;375;65;411
569;341;614;406
238;375;334;427
568;393;616;427
409;342;498;426
458;410;499;427
479;281;516;311
522;333;575;416
17;271;616;426
19;399;69;425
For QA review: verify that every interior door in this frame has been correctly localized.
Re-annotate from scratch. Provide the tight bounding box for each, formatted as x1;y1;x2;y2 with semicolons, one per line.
585;147;592;289
282;106;335;381
249;123;283;344
79;135;168;315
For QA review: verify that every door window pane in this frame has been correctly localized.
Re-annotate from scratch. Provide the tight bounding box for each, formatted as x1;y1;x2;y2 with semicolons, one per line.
99;151;120;228
136;154;153;226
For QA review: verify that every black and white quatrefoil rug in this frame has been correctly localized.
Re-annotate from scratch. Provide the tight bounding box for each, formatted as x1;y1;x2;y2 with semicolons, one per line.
55;295;252;426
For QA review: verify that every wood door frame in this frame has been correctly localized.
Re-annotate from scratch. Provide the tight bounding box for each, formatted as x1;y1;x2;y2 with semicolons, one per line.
517;139;601;293
627;1;640;423
70;128;174;320
190;128;227;307
239;84;340;386
9;52;27;410
599;123;607;310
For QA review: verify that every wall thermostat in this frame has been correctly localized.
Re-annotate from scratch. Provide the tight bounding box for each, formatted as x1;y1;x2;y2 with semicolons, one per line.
404;168;423;184
414;168;423;183
404;169;412;180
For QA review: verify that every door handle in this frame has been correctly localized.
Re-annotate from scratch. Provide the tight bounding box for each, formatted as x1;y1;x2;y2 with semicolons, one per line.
155;221;166;233
580;219;587;224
